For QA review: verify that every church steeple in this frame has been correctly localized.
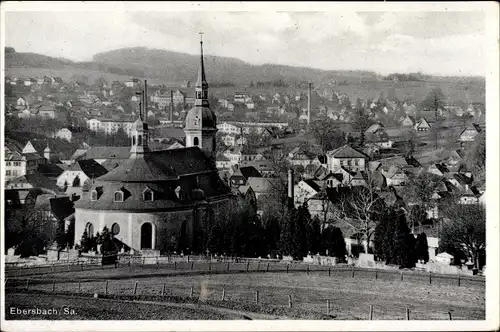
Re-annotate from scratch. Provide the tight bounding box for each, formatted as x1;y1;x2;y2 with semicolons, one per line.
130;80;150;158
195;32;209;108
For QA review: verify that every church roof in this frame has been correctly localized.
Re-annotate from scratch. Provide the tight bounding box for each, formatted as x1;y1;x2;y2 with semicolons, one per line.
96;147;216;183
185;105;217;130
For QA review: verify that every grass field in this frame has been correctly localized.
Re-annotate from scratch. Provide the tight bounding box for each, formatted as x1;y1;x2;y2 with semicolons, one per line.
5;263;485;320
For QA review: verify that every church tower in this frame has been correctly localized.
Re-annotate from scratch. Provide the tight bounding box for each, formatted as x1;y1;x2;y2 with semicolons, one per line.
184;33;217;160
130;83;150;158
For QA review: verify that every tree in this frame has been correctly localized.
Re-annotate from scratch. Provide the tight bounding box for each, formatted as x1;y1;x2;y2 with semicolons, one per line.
55;220;67;250
415;233;429;263
80;230;90;252
405;172;442;213
322;225;347;261
373;207;398;264
406;204;428;234
334;175;386;254
401;128;420;157
353;108;373;146
279;208;297;259
420;88;446;150
215;133;228;154
394;212;416;268
310;119;345;153
464;131;485;185
439;204;485;270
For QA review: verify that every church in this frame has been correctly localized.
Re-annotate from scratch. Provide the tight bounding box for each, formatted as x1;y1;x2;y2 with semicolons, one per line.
73;36;234;254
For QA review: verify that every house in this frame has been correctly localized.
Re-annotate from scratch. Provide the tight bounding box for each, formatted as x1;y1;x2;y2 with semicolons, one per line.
247;177;280;199
125;78;141;88
234;92;250;104
24;78;37;86
287;147;316;168
54;128;73;142
294;179;322;206
217;122;242;135
216;154;231;170
51;77;64;85
459;124;482;142
37;76;52;85
36;105;56;119
229;166;262;187
415;118;432;132
382;165;407;186
321;172;344;188
56;159;108;189
459;187;481;205
400;115;416;128
326;145;369;173
223;146;260;166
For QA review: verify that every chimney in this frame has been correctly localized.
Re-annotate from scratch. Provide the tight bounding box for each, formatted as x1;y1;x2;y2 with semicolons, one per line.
144;80;148;122
307;82;312;125
288;169;294;207
170;90;174;122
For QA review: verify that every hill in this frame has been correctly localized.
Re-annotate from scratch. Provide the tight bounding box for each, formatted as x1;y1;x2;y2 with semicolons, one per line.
5;47;485;103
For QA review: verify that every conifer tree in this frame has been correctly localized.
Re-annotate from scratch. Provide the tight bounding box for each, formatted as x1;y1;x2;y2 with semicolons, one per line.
415;233;429;263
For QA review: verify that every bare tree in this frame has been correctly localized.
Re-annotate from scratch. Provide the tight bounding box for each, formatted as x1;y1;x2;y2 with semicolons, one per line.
439;203;485;270
332;172;385;253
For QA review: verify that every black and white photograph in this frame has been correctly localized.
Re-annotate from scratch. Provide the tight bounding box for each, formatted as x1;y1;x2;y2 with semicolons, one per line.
1;2;499;331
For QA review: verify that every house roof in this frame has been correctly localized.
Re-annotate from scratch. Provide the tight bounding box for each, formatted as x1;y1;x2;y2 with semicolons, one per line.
247;177;279;194
239;166;262;179
69;159;109;179
77;147;131;160
303;179;321;192
37;163;66;179
327;145;369;159
6;173;60;193
49;196;75;220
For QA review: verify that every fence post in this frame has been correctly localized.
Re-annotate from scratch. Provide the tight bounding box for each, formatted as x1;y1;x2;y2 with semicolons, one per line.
326;299;330;315
133;281;138;295
307;265;310;275
448;312;452;320
288;294;293;309
351;266;355;278
174;261;177;270
105;280;108;295
369;305;374;320
286;265;289;274
405;308;410;320
25;279;30;290
142;257;145;267
246;262;250;272
458;273;460;287
255;290;259;304
257;262;260;272
429;272;432;285
161;283;166;296
328;266;331;277
191;262;194;271
375;270;378;280
401;271;404;281
190;286;194;298
227;262;230;272
52;280;56;292
221;287;225;301
157;261;159;270
78;280;81;293
267;262;270;272
209;261;212;272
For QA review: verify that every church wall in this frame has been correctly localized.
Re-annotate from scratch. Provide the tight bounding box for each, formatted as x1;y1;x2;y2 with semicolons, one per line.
75;209;194;253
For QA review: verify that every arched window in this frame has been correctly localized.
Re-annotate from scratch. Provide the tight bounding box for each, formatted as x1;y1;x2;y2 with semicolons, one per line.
86;222;94;237
138;135;142;145
193;137;199;146
141;223;153;249
114;191;124;202
111;223;120;235
143;189;153;201
133;136;136;145
91;190;98;201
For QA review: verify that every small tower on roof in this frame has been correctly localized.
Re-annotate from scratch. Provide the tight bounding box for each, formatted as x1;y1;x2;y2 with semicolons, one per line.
44;142;52;162
184;32;217;160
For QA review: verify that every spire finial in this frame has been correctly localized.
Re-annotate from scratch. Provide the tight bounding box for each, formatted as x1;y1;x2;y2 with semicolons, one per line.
199;30;204;43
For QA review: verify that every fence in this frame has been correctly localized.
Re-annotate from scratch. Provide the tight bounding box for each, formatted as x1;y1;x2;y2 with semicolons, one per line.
5;268;482;320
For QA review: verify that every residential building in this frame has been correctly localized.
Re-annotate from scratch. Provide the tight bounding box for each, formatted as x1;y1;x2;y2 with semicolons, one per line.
125;78;141;88
326;145;369;173
415;118;432;132
459;124;482;142
55;128;73;142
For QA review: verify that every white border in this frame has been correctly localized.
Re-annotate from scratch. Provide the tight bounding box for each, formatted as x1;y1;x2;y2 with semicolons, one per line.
1;1;499;331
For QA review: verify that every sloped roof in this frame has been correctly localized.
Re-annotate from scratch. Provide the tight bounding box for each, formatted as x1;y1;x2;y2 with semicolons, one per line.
247;177;280;194
49;196;75;220
37;163;65;178
6;173;60;193
69;160;109;179
77;147;131;160
303;179;321;192
327;145;369;159
239;166;262;179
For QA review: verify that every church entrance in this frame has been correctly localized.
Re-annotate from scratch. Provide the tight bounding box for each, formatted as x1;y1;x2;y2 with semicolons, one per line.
140;223;153;249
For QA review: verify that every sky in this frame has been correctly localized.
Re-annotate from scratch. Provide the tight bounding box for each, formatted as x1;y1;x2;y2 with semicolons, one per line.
4;9;487;76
